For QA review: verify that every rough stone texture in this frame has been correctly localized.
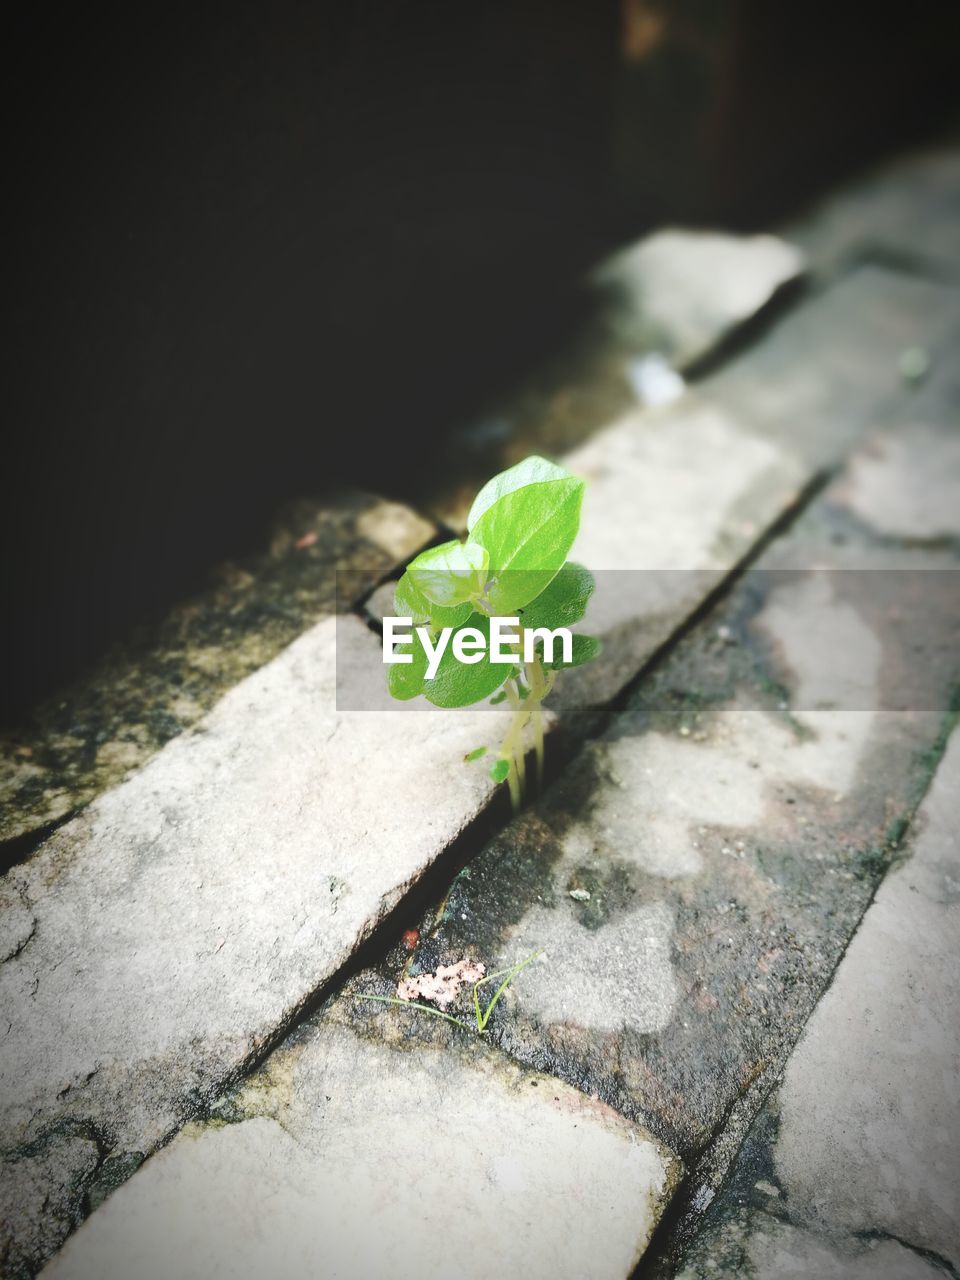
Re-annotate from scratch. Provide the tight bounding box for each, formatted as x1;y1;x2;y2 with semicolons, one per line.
774;731;960;1261
0;493;434;845
399;421;959;1216
0;614;514;1278
677;1209;949;1279
0;1131;101;1280
788;143;960;279
707;266;960;469
426;228;805;530
588;230;804;367
41;1022;681;1280
676;726;960;1277
833;422;960;542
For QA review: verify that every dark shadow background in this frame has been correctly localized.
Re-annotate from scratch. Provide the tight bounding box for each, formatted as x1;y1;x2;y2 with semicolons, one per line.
4;0;958;716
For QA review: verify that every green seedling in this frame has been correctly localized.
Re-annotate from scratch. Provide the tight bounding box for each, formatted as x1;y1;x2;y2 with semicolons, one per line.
386;456;599;809
355;951;543;1034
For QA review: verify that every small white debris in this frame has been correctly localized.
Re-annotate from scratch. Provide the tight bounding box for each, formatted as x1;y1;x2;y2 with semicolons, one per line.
569;888;592;903
397;959;486;1010
754;1179;780;1198
626;353;686;407
679;725;691;737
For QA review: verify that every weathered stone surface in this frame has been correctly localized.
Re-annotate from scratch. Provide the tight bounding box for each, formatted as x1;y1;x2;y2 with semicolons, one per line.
0;493;434;845
0;1129;101;1280
833;422;960;542
400;422;959;1206
589;230;804;367
676;726;960;1277
775;729;960;1263
0;614;512;1275
788;143;960;278
41;1022;680;1280
555;400;805;713
707;266;960;469
677;1208;948;1279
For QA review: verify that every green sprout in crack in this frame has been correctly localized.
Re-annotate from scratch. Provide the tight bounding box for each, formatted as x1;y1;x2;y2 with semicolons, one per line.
355;951;543;1034
386;456;599;810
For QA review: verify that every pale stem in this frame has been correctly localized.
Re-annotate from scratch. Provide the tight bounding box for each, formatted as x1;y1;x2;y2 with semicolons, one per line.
501;679;525;811
530;654;546;790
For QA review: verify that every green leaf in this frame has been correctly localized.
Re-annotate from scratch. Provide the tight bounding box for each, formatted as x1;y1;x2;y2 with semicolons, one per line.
489;690;507;705
393;571;472;632
490;759;510;783
518;562;595;630
471;476;584;613
423;614;511;708
407;540;489;609
466;455;570;531
386;631;428;701
464;746;487;762
539;632;601;671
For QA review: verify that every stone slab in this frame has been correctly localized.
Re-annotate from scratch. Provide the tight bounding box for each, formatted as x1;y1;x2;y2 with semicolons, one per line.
589;229;804;367
706;266;960;469
774;728;960;1264
676;724;960;1277
0;493;435;845
0;614;512;1277
677;1208;949;1279
40;1022;681;1280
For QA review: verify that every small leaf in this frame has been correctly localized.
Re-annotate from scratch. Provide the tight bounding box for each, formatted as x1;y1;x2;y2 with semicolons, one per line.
423;613;510;708
489;690;507;705
519;562;595;630
394;571;472;631
540;632;601;670
490;758;510;783
464;746;487;762
408;540;489;608
386;632;428;700
471;476;584;613
466;455;570;531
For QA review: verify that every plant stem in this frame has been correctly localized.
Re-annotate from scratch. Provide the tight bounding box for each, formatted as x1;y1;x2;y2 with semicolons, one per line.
503;679;526;811
472;950;544;1031
530;655;546;791
354;994;473;1032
